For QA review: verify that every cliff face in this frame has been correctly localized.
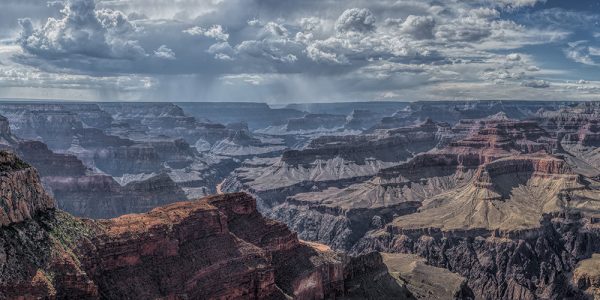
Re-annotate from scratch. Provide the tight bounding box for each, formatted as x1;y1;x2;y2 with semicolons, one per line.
537;104;600;174
17;140;88;177
353;213;600;300
80;194;287;299
221;121;448;250
0;115;17;146
0;152;55;226
251;117;563;250
0;151;344;299
0;105;84;150
205;194;345;299
334;115;600;299
342;252;473;299
44;173;189;219
281;119;443;167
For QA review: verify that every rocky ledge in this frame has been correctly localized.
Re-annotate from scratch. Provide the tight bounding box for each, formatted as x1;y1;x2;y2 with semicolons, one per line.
0;149;345;299
0;152;55;226
1;191;346;299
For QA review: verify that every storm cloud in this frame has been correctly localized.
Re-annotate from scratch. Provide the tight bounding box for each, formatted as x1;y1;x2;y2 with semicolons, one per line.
0;0;599;102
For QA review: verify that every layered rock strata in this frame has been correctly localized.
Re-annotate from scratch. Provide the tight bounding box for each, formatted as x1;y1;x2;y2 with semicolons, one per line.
0;153;344;299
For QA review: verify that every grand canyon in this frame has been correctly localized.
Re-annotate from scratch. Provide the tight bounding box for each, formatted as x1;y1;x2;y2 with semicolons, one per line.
3;0;600;298
1;100;600;299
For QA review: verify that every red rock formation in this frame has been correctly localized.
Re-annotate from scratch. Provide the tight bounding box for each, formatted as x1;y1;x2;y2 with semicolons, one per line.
381;117;557;180
0;150;343;299
81;195;283;299
82;193;342;298
481;155;574;177
0;152;54;226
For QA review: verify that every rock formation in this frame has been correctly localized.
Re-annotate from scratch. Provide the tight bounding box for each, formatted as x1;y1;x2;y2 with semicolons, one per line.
221;119;449;249
0;103;85;150
2;100;600;299
286;114;348;132
44;173;189;219
0;151;345;299
0;152;55;226
573;254;600;299
343;252;473;299
178;102;304;130
338;116;600;299
17;140;89;177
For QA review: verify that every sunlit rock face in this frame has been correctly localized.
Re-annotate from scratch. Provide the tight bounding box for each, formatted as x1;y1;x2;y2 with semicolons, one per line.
0;160;344;300
0;152;55;226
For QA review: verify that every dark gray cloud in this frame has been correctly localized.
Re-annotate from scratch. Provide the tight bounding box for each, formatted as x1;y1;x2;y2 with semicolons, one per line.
522;79;550;88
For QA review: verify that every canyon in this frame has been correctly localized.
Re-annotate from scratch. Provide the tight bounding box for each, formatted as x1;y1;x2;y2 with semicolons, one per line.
1;100;600;299
0;150;461;299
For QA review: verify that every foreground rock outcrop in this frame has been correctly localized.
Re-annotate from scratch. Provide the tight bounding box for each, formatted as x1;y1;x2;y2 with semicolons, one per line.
1;193;345;299
0;151;347;299
0;152;55;226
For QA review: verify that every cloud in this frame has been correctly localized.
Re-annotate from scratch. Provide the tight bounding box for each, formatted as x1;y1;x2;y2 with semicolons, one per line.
401;15;435;40
522;7;600;30
183;25;229;41
335;8;376;33
18;0;145;59
235;39;300;64
435;8;498;42
565;41;599;66
506;53;521;61
299;17;321;32
483;0;546;9
1;0;596;102
207;42;234;60
263;22;289;37
521;79;550;88
306;41;349;64
154;45;175;60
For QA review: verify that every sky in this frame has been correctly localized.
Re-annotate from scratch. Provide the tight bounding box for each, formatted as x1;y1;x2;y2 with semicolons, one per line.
0;0;599;103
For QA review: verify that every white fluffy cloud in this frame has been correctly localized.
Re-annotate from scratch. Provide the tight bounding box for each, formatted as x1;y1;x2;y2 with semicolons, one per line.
18;0;145;59
506;53;522;61
335;8;376;33
183;25;229;41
